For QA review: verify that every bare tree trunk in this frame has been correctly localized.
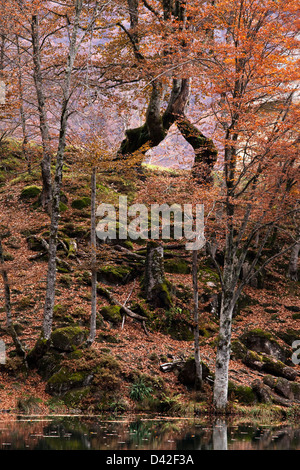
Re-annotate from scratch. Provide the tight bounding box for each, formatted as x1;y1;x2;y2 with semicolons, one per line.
192;249;202;390
0;237;26;360
16;36;29;171
213;290;234;412
288;234;299;281
31;14;52;211
87;167;97;345
42;0;83;340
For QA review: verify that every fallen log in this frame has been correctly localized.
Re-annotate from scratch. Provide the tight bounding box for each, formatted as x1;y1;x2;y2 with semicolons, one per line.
99;286;149;335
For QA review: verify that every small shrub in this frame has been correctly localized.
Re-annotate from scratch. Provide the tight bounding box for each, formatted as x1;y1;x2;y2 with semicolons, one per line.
129;378;153;402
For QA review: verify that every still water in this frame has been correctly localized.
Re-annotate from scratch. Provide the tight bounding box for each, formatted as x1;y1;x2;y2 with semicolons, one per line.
0;416;299;450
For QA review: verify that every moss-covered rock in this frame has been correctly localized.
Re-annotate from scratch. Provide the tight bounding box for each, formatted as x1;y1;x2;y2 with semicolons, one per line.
97;265;133;285
243;349;297;380
50;326;86;352
276;329;300;346
61;223;88;239
46;367;93;396
177;358;210;387
100;305;123;326
36;350;62;380
71;197;91;210
228;381;257;404
20;185;41;200
230;339;248;360
62;387;91;407
164;258;191;274
26;235;46;252
239;328;288;363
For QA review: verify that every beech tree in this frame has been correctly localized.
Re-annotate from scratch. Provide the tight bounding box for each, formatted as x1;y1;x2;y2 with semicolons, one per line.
103;0;219;181
190;0;300;411
41;0;109;341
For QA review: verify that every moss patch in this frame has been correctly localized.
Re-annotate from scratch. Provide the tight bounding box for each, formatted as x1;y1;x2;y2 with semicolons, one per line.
20;185;41;200
164;258;191;274
100;305;123;326
97;265;133;285
50;326;86;352
71;197;91;210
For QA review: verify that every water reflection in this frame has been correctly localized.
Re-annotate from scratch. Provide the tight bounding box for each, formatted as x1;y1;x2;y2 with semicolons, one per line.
0;416;299;450
213;419;227;450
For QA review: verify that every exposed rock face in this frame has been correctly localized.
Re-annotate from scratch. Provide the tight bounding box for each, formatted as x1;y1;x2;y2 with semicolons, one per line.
239;329;288;363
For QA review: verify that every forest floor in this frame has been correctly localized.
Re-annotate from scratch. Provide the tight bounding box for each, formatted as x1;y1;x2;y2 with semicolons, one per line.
0;141;299;419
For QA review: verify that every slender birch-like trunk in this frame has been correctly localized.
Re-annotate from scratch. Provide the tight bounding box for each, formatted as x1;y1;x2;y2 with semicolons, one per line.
288;227;299;281
15;36;29;171
31;14;52;211
192;249;202;390
0;238;26;360
213;291;235;411
42;0;83;340
87;167;97;345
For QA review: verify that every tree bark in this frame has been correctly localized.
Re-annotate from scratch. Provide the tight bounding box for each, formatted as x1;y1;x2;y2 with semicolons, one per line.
144;241;164;301
16;36;29;171
31;14;52;211
42;0;83;340
288;229;299;281
213;291;235;412
87;167;97;345
0;238;26;360
192;249;202;390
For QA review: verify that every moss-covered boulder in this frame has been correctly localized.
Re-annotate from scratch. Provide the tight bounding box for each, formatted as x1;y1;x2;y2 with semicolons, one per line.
244;350;297;381
97;265;133;285
46;367;93;396
36;350;62;380
71;197;91;210
50;326;87;352
230;339;248;360
26;235;46;252
44;350;123;410
164;258;191;274
239;328;288;363
228;382;257;404
276;329;300;347
20;185;41;200
177;358;210;387
150;307;195;340
100;305;123;326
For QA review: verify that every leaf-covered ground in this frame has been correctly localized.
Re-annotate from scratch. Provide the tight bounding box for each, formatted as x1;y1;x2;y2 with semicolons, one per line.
0;142;299;417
